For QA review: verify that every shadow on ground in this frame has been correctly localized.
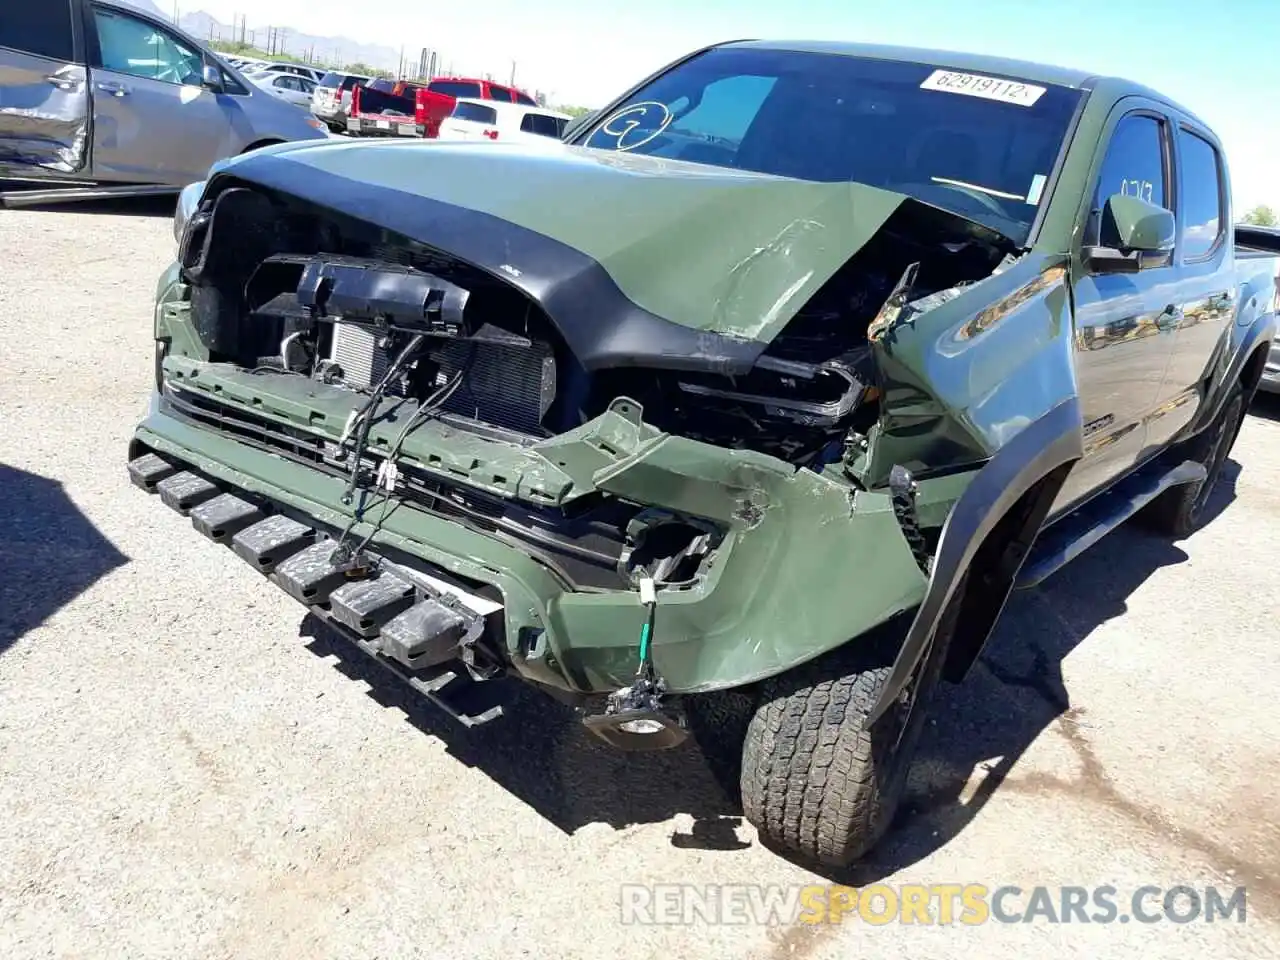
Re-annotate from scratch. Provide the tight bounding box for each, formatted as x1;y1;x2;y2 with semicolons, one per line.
0;464;130;655
293;460;1242;870
1249;390;1280;423
298;613;745;846
824;459;1241;885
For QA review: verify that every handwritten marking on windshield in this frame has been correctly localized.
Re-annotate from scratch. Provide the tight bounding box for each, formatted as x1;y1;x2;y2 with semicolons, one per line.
595;101;673;151
931;176;1026;202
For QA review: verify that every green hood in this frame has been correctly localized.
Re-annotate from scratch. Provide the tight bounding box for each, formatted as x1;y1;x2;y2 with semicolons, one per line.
218;139;911;343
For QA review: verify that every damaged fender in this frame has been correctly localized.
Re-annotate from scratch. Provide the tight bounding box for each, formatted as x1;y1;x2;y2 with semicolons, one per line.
866;396;1083;726
856;256;1083;726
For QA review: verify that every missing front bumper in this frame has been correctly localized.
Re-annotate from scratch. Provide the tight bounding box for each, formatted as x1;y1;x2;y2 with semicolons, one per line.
129;450;508;727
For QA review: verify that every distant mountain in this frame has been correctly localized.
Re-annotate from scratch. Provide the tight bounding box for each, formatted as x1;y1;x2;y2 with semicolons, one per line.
114;1;402;73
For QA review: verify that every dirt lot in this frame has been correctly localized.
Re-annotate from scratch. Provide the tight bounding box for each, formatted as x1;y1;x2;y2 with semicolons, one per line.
1;202;1278;960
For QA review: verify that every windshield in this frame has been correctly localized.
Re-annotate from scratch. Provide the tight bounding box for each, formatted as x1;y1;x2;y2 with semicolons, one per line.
577;46;1083;244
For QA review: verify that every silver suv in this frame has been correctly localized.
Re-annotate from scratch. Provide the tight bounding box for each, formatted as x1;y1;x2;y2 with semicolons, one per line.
0;1;329;195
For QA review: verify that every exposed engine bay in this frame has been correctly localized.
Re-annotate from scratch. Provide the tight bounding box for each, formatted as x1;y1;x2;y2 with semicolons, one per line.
177;181;1011;472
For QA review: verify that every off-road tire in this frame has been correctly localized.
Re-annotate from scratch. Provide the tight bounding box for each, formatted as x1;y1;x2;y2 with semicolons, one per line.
740;610;951;868
1142;383;1246;539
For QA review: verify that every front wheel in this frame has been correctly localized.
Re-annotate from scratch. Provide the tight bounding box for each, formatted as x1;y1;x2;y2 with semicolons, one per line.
739;611;949;867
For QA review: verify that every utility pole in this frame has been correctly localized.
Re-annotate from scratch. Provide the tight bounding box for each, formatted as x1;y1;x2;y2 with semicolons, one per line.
509;60;516;86
277;29;288;56
171;2;179;24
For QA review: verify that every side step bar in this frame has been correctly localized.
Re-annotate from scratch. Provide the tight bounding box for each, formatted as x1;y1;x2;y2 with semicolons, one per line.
1016;458;1207;589
0;183;177;209
128;451;505;728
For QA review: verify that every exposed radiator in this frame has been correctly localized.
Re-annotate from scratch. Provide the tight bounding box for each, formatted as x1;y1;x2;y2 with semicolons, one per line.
329;322;392;391
430;338;556;435
328;322;555;435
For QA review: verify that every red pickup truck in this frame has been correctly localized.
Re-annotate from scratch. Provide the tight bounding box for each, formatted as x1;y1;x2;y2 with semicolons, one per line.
415;78;539;139
346;79;429;138
346;76;539;139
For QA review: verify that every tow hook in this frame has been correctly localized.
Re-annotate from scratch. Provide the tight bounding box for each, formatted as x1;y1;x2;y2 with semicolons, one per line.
580;576;690;751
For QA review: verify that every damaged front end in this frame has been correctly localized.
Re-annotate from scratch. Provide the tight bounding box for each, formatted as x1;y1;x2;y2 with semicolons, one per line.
133;145;1058;738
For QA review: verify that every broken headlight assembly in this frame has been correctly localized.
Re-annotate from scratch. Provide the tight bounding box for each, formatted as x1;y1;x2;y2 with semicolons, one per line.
603;348;879;468
173;180;207;248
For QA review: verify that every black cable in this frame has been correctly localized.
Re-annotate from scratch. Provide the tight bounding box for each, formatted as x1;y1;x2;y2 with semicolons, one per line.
329;367;466;568
340;333;426;506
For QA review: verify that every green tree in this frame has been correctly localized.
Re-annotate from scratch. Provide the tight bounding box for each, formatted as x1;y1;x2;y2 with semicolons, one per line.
1241;204;1278;227
345;62;393;79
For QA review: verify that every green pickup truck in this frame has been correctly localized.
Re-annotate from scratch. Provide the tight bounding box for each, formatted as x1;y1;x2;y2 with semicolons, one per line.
128;40;1279;868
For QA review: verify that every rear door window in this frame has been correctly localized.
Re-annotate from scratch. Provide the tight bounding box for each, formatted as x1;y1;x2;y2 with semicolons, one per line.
488;86;514;103
453;101;497;124
0;3;76;62
1176;129;1224;260
520;112;566;137
513;91;538;106
92;7;204;85
430;80;483;98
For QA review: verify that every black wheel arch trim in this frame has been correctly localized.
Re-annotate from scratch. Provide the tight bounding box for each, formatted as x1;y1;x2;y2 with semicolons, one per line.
1191;312;1275;435
865;396;1084;727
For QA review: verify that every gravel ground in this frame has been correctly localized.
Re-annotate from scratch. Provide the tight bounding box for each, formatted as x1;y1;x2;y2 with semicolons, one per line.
0;202;1277;960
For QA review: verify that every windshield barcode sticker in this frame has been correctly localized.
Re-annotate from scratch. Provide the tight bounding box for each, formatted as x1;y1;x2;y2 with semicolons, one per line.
920;69;1047;107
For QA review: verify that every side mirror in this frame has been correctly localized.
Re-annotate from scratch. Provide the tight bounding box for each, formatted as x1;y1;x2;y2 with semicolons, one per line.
1086;194;1176;273
201;64;225;94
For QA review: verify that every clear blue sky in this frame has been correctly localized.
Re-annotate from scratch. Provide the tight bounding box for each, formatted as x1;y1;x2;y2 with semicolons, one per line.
193;0;1278;211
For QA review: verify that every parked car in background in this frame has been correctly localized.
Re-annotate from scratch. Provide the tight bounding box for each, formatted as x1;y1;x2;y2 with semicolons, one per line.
346;79;427;137
1238;224;1280;395
253;71;317;108
245;62;324;84
0;1;330;204
437;99;570;143
312;70;372;132
414;77;538;139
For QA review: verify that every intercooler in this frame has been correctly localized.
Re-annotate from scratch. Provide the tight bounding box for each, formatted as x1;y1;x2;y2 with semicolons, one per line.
328;322;556;435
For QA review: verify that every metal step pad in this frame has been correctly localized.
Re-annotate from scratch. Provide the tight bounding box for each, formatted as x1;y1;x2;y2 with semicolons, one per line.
329;574;415;638
128;453;178;492
271;541;352;604
156;471;220;514
379;597;472;671
231;515;316;573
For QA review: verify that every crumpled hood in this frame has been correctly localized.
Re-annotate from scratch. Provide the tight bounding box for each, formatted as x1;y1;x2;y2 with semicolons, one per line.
214;138;912;343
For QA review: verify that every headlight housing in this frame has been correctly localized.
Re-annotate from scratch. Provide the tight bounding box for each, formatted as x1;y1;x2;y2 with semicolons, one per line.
173;180;206;247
